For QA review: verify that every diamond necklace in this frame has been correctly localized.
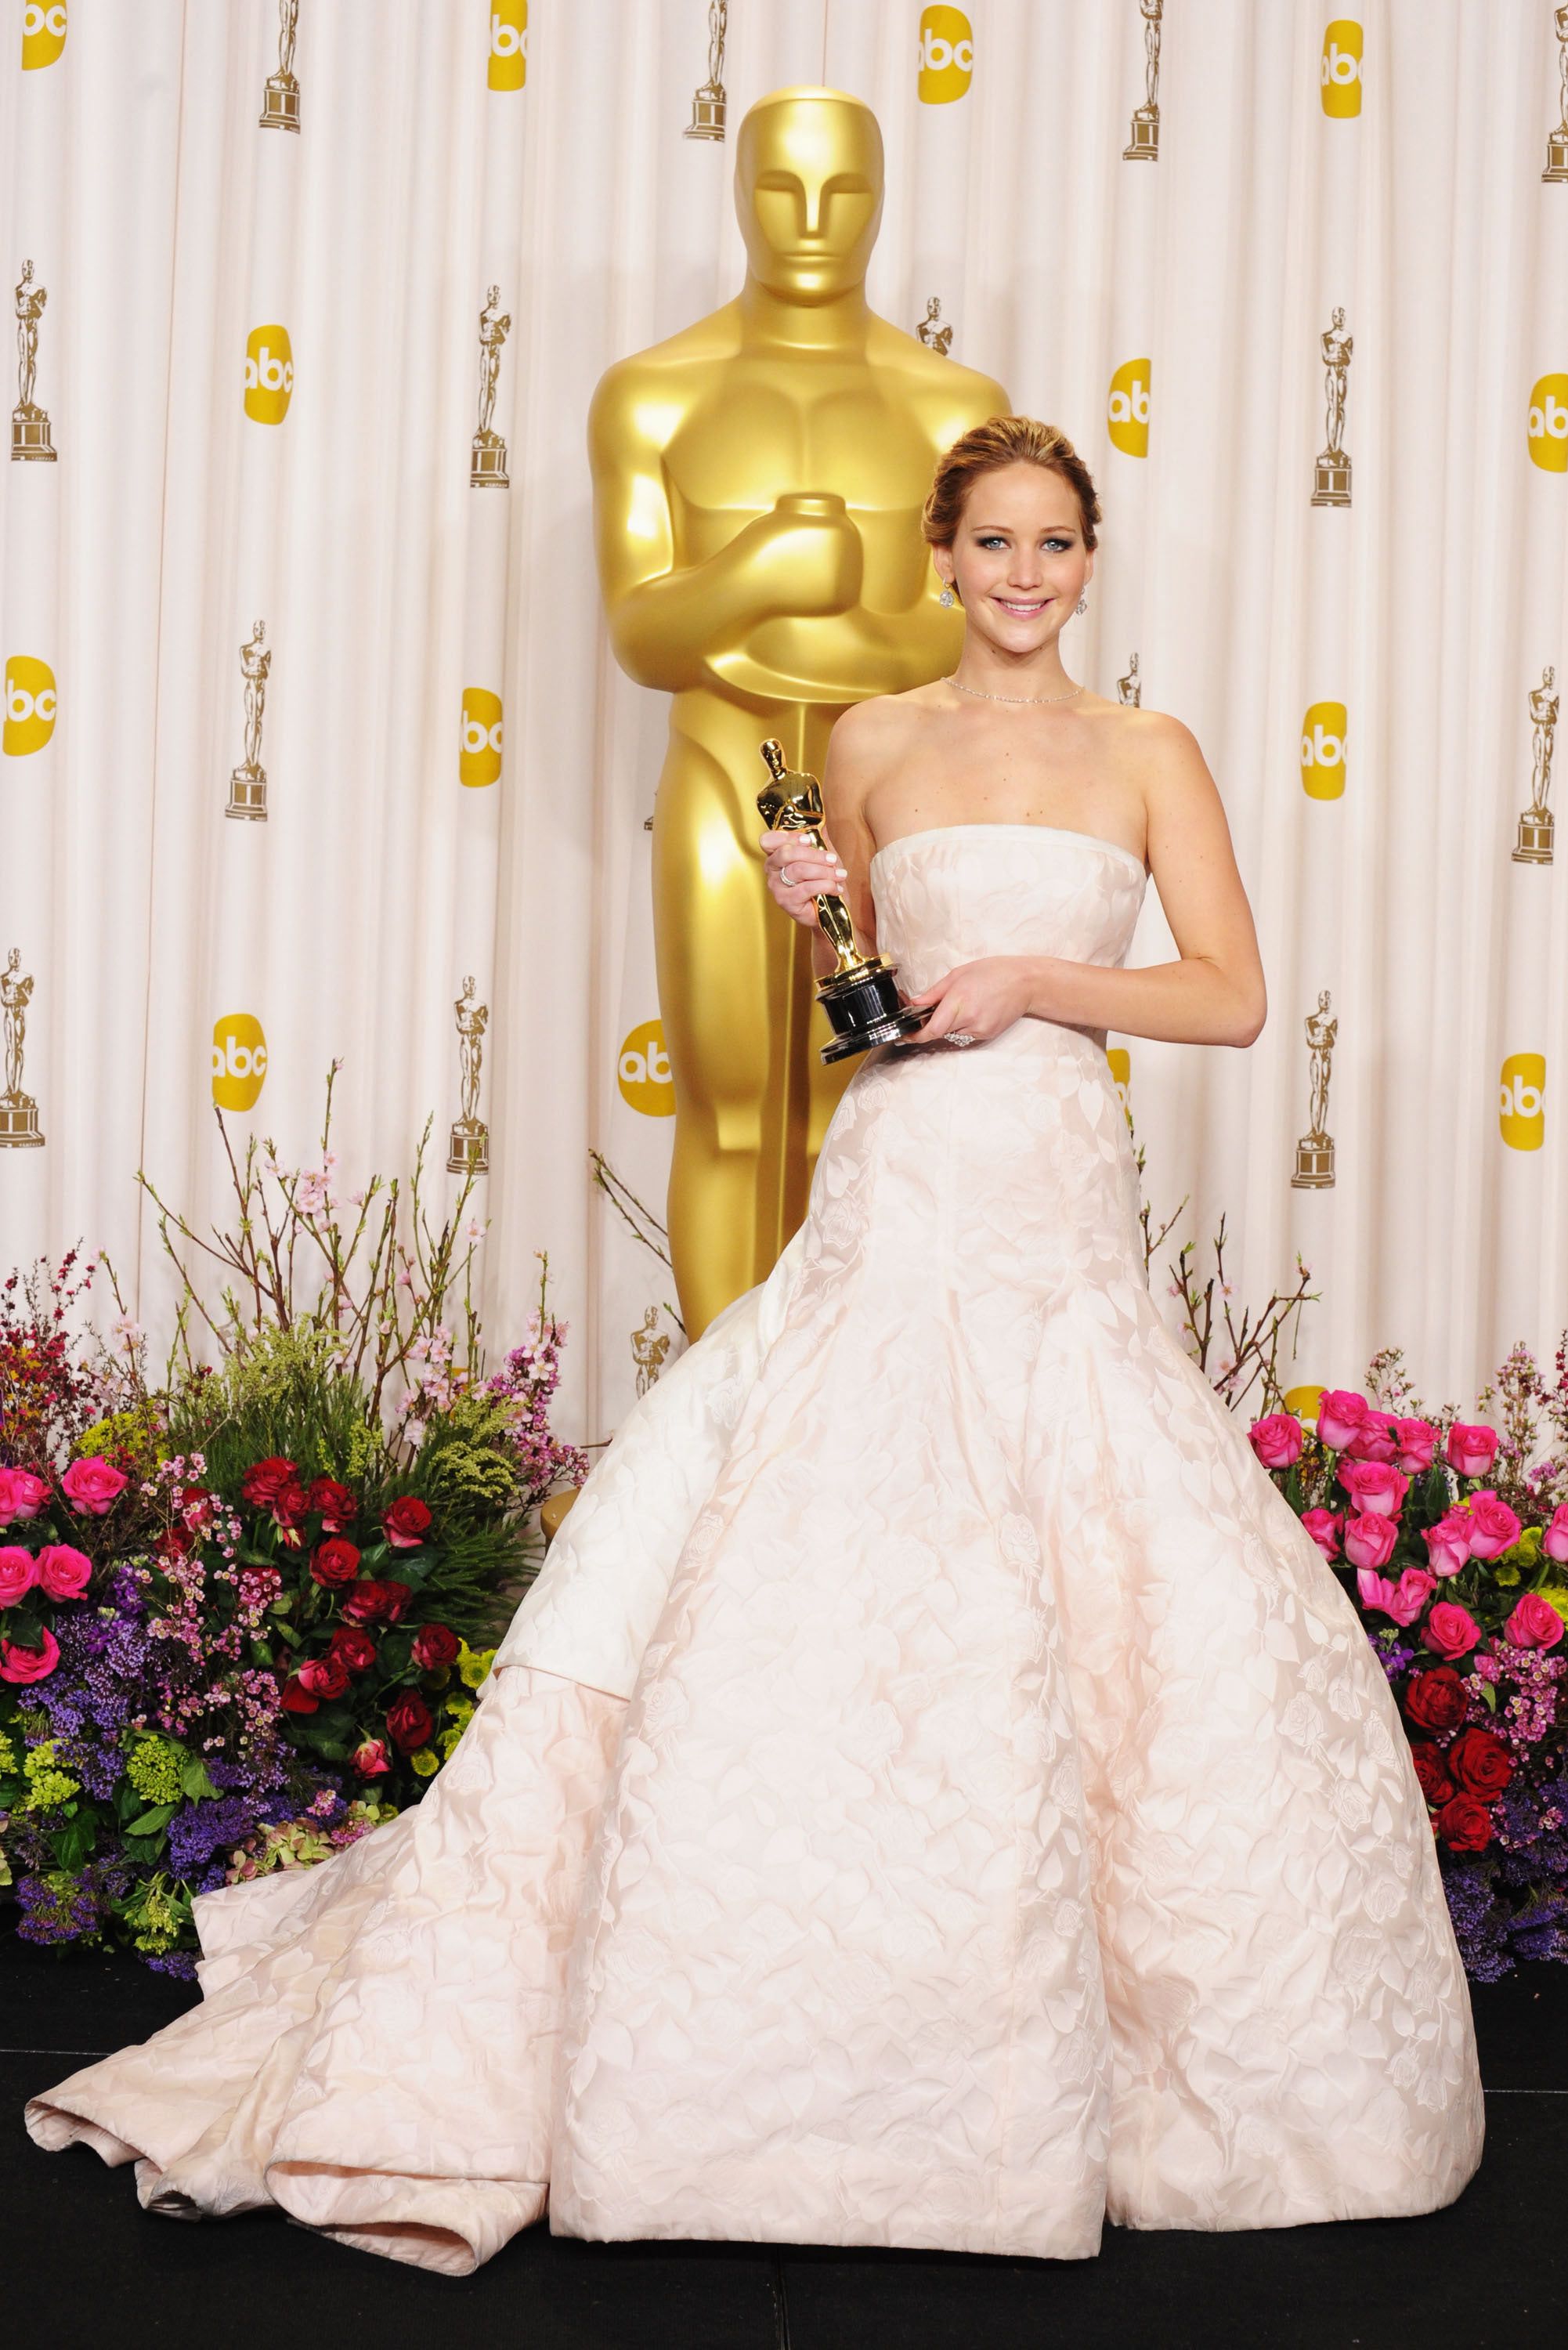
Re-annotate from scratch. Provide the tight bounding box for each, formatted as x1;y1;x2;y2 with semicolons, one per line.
945;673;1085;707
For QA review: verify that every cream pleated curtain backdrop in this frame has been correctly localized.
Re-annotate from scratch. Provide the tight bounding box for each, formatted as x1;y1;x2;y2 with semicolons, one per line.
2;0;1566;1445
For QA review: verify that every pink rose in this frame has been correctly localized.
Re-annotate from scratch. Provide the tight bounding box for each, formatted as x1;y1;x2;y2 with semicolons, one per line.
1422;1509;1475;1578
1542;1504;1568;1565
1316;1390;1374;1454
1337;1459;1411;1518
1504;1592;1566;1650
0;1625;60;1683
1249;1412;1304;1470
1342;1508;1400;1572
1445;1420;1499;1479
60;1456;128;1515
352;1736;392;1777
1356;1564;1436;1625
1299;1506;1342;1560
1423;1600;1483;1660
296;1651;350;1701
1461;1491;1523;1561
0;1545;38;1607
0;1466;49;1525
34;1543;92;1600
1390;1417;1437;1473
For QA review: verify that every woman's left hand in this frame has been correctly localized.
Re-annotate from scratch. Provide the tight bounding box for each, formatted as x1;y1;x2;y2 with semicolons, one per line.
898;956;1042;1045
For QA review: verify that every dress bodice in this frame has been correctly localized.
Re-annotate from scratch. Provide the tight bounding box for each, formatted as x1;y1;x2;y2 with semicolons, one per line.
868;823;1147;1003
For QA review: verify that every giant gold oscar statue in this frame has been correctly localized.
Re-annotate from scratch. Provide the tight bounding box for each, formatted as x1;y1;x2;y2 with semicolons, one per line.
588;85;1009;1336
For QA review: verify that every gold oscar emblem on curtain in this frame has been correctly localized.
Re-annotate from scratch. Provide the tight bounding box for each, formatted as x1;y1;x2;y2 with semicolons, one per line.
259;0;302;134
1513;665;1559;863
448;977;490;1173
1123;0;1162;160
587;85;1009;1336
1117;651;1142;705
471;286;511;487
1546;5;1568;179
916;295;953;355
1311;307;1354;506
12;261;56;463
685;0;728;140
0;950;43;1148
227;621;271;820
1292;990;1338;1188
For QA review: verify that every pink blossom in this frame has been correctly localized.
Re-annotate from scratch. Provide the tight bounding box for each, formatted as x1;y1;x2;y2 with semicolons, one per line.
1336;1459;1411;1518
1457;1491;1522;1560
60;1455;128;1514
0;1466;49;1524
1423;1600;1483;1659
1445;1420;1499;1479
1541;1504;1568;1565
0;1545;38;1606
352;1736;392;1776
0;1625;60;1683
1390;1417;1437;1473
1300;1506;1342;1560
1316;1389;1374;1454
1422;1510;1475;1578
34;1543;92;1600
1356;1564;1436;1625
1342;1508;1400;1571
1248;1412;1303;1470
1503;1593;1565;1650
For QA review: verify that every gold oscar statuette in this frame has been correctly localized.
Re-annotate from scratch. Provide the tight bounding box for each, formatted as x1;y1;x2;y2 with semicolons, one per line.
448;976;490;1173
259;0;302;132
1513;664;1558;864
1311;308;1353;507
12;260;56;465
685;0;728;140
471;286;511;487
1291;989;1337;1188
1123;0;1162;161
0;948;43;1148
1546;5;1568;180
227;620;271;820
587;84;1010;1336
757;739;931;1062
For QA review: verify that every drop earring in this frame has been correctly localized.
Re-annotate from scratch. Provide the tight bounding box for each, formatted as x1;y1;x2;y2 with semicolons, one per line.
1076;592;1088;614
938;577;956;608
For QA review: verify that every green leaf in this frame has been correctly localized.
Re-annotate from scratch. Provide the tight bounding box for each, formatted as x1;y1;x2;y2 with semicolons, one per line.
1475;1679;1498;1712
179;1753;222;1802
121;1801;179;1838
51;1813;98;1870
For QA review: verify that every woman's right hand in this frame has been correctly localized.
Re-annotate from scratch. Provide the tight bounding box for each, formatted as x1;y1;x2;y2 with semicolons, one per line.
759;827;850;930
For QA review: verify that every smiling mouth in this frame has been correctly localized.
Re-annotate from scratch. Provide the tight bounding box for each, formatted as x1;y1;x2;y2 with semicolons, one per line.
992;596;1053;616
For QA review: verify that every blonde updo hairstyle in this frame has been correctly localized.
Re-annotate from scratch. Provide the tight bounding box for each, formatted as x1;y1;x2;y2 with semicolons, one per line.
921;416;1102;577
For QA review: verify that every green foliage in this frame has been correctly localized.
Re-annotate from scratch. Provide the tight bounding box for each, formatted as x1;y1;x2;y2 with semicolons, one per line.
410;1387;522;1535
168;1322;388;1491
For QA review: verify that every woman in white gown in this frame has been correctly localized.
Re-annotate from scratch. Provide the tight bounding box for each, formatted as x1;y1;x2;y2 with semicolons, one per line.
26;417;1485;2275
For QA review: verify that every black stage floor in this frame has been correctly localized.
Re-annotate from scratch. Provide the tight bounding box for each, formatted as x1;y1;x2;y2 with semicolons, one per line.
3;1929;1562;2350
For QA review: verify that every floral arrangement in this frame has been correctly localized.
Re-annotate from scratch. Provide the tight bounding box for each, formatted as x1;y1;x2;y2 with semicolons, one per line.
0;1073;587;1972
1248;1341;1568;1979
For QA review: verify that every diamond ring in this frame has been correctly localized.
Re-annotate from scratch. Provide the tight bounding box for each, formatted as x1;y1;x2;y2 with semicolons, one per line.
948;1031;977;1048
781;863;795;886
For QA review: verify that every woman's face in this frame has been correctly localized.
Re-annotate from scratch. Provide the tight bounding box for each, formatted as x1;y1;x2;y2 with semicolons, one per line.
936;461;1093;653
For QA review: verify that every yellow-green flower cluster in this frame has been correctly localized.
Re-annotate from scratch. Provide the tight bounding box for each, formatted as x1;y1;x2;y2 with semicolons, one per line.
126;1734;184;1806
121;1871;190;1954
23;1740;81;1813
457;1641;494;1690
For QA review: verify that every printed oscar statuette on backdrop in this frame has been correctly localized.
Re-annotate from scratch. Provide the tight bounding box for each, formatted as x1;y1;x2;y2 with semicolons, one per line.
1546;6;1568;180
1290;989;1337;1189
259;0;302;133
0;948;43;1149
1513;664;1558;865
12;260;56;464
756;740;932;1064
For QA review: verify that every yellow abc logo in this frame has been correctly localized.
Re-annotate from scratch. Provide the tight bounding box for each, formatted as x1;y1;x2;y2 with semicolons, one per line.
1527;373;1568;472
1105;1045;1132;1125
20;1;67;67
488;1;527;90
458;687;504;786
917;5;973;103
617;1019;674;1115
244;325;294;424
1300;701;1347;799
1320;20;1362;117
1107;359;1151;457
4;656;58;754
1498;1053;1545;1149
211;1012;269;1111
1282;1383;1326;1423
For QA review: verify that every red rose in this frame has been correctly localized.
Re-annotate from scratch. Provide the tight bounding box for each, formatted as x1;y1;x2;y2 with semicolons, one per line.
241;1456;298;1508
307;1477;359;1530
382;1495;432;1549
280;1672;319;1713
385;1689;434;1753
328;1625;378;1673
1435;1791;1493;1853
158;1524;197;1563
1447;1725;1513;1800
309;1536;362;1589
270;1479;312;1531
296;1651;350;1701
352;1735;392;1776
1404;1665;1468;1734
411;1622;461;1671
179;1484;218;1531
341;1578;412;1626
1408;1743;1455;1806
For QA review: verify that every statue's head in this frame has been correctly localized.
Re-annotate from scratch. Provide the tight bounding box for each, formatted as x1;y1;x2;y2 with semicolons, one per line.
735;88;883;302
